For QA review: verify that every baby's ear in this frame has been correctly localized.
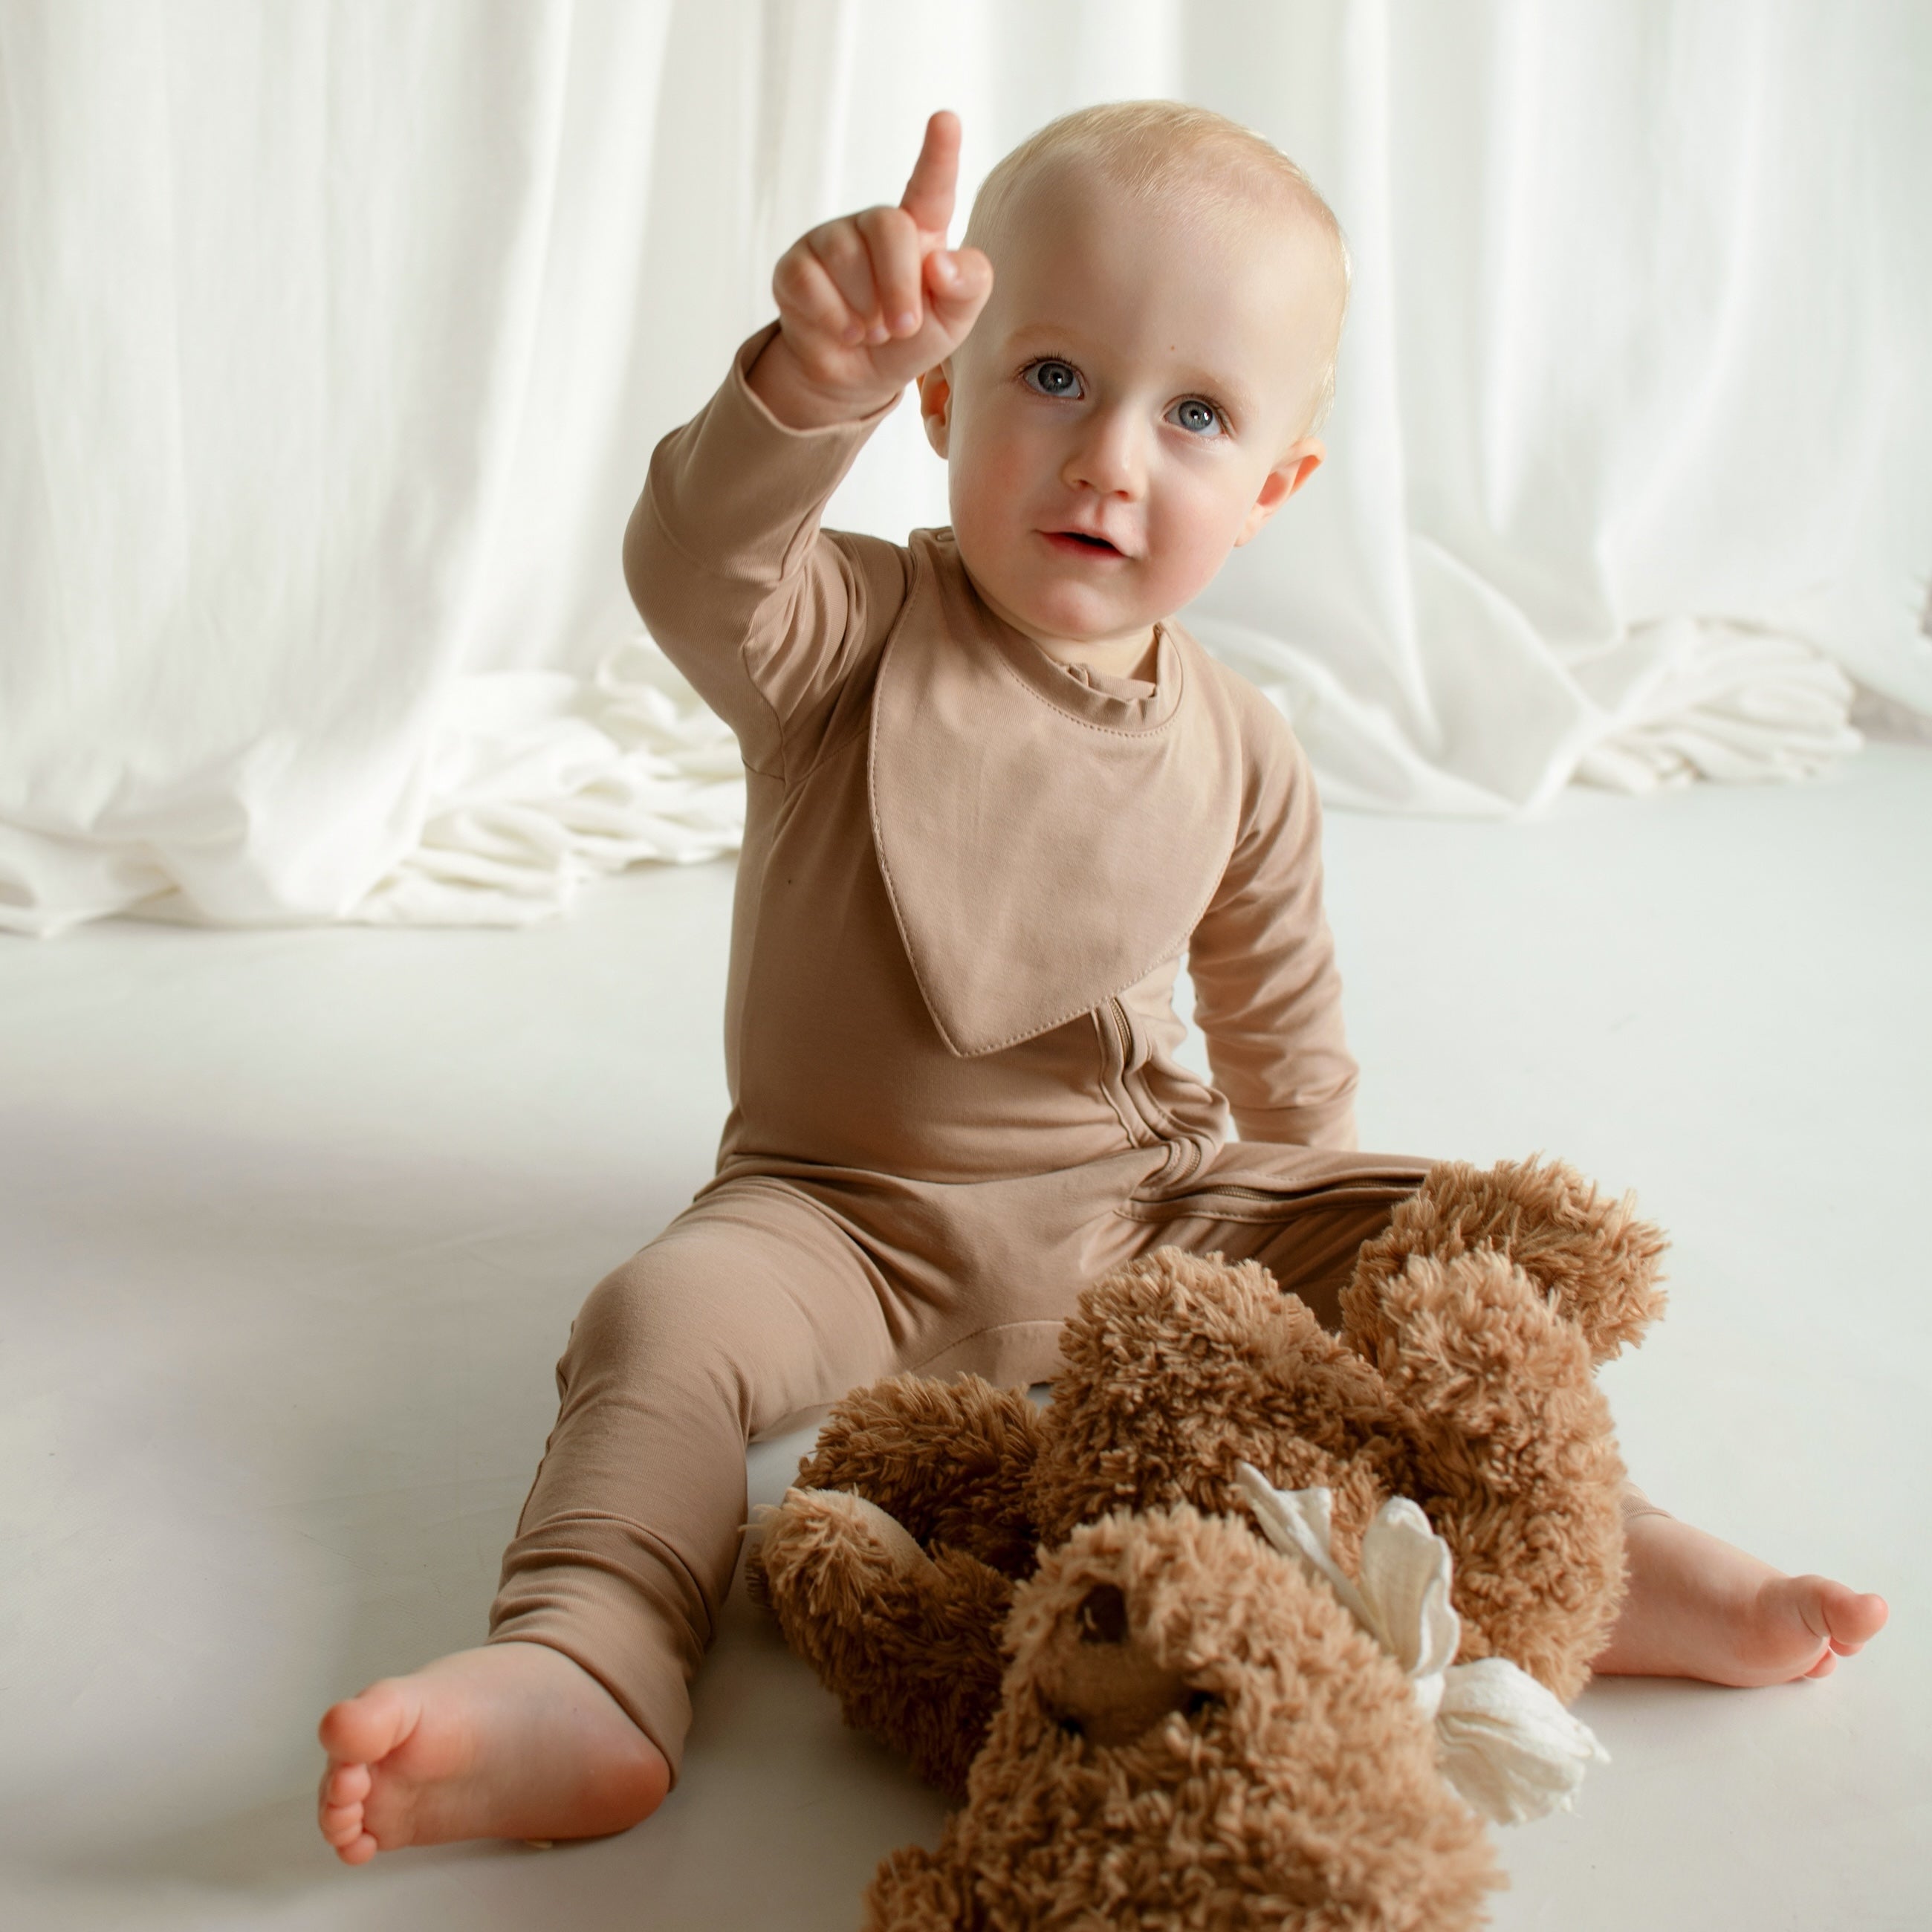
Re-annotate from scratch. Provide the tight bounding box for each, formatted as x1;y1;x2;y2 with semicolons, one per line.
917;363;953;457
1234;438;1324;545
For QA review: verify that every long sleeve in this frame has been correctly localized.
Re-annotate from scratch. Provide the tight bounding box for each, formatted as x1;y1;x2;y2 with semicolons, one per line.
1187;690;1359;1150
620;324;911;779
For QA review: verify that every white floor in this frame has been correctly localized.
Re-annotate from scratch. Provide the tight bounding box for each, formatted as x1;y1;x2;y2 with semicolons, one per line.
3;745;1928;1931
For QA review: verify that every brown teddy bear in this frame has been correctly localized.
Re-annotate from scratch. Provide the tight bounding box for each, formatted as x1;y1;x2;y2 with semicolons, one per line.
755;1157;1666;1928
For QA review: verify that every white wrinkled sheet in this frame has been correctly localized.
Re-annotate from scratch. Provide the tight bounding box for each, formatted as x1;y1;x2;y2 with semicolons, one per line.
1;1;1928;934
294;641;740;930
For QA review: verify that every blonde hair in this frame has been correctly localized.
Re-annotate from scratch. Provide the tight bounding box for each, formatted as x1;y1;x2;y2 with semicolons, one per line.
964;102;1351;427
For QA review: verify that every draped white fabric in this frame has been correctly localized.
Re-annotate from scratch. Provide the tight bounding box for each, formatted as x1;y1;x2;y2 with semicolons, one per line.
1;1;1927;934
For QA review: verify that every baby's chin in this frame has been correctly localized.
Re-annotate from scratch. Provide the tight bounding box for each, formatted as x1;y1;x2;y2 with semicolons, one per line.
959;557;1167;658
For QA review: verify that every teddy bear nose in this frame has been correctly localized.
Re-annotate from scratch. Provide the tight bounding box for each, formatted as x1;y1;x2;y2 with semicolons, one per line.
1046;1583;1202;1747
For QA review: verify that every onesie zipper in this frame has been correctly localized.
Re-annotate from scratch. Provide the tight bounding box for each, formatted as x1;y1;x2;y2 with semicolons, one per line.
1102;994;1203;1187
1095;996;1153;1147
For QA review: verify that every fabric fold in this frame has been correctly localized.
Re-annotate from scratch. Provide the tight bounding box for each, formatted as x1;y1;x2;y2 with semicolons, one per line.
346;639;745;927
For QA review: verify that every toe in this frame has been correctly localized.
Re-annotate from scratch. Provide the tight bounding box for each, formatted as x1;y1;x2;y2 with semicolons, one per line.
335;1831;380;1867
319;1679;418;1766
324;1761;372;1806
1803;1648;1838;1679
321;1802;365;1847
1822;1586;1889;1650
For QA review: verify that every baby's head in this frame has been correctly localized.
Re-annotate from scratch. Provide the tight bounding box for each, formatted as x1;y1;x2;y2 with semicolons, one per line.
920;103;1349;663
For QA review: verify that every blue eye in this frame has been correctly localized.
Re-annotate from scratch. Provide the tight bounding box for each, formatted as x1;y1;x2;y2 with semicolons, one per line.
1023;359;1082;398
1169;398;1222;436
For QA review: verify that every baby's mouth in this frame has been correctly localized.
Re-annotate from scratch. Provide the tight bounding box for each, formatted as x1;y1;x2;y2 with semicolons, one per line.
1043;530;1126;558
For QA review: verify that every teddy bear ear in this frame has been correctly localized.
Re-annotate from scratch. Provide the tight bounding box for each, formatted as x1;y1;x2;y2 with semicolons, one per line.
1345;1157;1667;1366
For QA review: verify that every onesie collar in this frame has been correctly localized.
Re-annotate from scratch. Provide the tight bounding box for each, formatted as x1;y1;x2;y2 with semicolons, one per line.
975;602;1183;733
869;531;1243;1058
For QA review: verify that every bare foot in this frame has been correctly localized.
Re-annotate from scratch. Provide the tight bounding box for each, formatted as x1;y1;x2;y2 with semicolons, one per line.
1593;1509;1889;1686
316;1641;670;1863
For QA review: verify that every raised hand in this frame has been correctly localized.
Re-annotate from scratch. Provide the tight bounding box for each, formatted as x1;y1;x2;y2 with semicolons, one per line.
751;110;993;429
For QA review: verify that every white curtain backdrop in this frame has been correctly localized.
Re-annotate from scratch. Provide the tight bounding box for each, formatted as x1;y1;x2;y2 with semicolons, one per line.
1;0;1927;934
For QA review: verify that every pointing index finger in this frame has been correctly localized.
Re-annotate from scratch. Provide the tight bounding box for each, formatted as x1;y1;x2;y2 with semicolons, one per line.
899;110;961;241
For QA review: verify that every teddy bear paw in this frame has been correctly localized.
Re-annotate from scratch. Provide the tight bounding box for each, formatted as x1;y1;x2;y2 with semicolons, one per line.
757;1486;1017;1798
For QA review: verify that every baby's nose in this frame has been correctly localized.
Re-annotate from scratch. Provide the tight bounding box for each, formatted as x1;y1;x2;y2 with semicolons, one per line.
1041;1584;1201;1747
1062;409;1147;499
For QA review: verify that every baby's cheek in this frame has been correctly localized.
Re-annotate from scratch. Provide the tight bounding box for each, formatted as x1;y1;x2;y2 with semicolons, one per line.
1145;502;1235;609
952;437;1031;545
947;465;1013;567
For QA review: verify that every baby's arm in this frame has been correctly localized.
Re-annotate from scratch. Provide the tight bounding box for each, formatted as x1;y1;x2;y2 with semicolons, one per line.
1187;704;1359;1149
620;114;989;773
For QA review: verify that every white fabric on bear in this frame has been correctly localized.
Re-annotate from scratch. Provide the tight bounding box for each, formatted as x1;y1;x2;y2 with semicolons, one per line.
1235;1466;1608;1825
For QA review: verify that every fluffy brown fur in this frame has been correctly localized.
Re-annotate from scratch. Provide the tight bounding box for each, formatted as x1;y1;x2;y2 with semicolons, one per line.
756;1156;1665;1923
796;1372;1049;1578
866;1511;1500;1931
757;1485;1016;1796
1346;1156;1668;1366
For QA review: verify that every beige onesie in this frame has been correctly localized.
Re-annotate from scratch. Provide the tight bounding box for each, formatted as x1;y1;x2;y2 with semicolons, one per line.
486;326;1433;1773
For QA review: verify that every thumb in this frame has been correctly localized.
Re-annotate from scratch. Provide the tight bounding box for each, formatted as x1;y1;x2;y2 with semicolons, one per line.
922;246;993;342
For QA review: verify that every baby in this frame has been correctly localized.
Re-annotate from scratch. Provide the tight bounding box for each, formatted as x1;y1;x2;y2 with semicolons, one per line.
317;104;1887;1861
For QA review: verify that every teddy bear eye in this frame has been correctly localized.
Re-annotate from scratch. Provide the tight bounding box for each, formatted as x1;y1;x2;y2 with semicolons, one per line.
1076;1584;1129;1644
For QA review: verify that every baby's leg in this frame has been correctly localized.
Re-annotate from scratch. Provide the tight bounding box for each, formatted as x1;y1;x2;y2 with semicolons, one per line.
1593;1488;1888;1685
1123;1141;1433;1329
317;1181;898;1861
